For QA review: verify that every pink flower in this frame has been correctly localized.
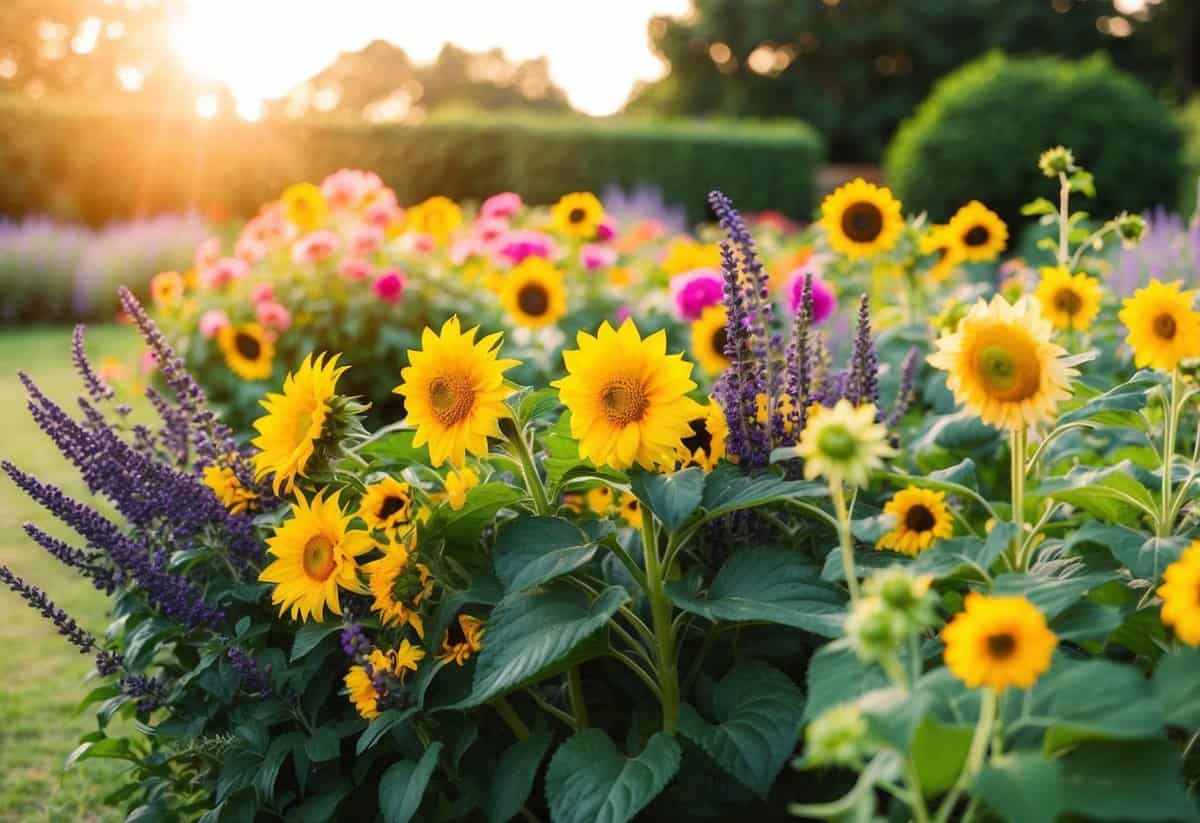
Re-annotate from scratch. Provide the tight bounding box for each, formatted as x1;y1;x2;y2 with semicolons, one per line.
194;236;221;269
580;243;618;271
500;230;558;265
321;169;383;210
613;305;633;324
409;233;437;255
481;192;522;220
235;237;267;264
786;270;836;323
671;269;725;320
199;309;229;339
363;193;402;229
595;217;617;242
474;217;510;251
373;269;406;304
349;224;384;257
199;257;249;289
249;282;275;304
338;257;374;281
140;349;159;375
256;301;292;332
292;230;340;265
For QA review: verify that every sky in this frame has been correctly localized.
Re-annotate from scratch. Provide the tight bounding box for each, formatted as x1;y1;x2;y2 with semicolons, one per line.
168;0;693;118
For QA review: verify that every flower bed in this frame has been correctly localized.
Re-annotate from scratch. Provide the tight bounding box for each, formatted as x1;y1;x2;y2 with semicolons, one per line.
4;147;1199;822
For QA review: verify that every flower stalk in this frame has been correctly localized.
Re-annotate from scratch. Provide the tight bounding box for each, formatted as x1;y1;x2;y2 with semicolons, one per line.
641;515;680;735
1009;428;1027;568
830;481;860;603
1159;367;1183;538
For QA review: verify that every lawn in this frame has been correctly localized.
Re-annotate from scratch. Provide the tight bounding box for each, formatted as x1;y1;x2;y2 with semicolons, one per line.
0;325;144;823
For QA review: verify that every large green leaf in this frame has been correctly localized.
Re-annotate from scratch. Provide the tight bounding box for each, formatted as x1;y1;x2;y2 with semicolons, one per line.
1057;740;1199;822
1057;371;1164;428
425;576;504;657
461;584;627;706
544;730;681;823
699;464;826;520
677;661;805;799
975;753;1063;823
1152;647;1200;730
912;522;1016;579
989;568;1117;619
484;727;553;823
1060;521;1148;564
493;516;596;592
379;742;442;823
441;483;525;545
360;430;430;466
1120;535;1189;582
666;546;846;637
803;642;890;721
1035;461;1157;526
630;468;706;531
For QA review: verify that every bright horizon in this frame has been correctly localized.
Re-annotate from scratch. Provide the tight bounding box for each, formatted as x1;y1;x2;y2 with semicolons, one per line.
168;0;693;119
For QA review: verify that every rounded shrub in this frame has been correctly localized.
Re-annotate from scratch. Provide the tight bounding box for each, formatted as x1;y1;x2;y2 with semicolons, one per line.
885;52;1184;226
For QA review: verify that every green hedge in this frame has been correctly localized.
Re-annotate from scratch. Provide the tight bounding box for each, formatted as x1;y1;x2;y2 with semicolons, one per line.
885;52;1184;226
0;98;824;225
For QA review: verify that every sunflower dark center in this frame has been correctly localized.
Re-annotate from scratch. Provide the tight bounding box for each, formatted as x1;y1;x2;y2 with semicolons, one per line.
302;535;337;582
964;225;989;247
985;632;1017;660
681;417;714;455
378;495;408;520
600;378;649;426
446;618;467;646
625;499;639;512
235;331;262;360
711;327;728;358
568;207;587;224
1154;313;1178;340
429;374;475;426
516;283;550;316
1054;288;1082;316
904;504;936;533
841;202;884;243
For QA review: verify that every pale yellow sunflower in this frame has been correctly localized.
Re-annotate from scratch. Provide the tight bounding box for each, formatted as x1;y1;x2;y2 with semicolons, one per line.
282;182;329;231
820;178;904;259
793;399;895;488
252;353;346;494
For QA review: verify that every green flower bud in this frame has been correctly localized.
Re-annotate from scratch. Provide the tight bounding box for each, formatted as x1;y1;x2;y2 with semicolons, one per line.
1115;212;1146;247
803;704;873;768
1038;146;1076;178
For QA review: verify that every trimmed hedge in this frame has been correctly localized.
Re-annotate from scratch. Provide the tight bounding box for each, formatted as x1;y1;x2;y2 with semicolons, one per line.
885;52;1184;226
0;98;824;225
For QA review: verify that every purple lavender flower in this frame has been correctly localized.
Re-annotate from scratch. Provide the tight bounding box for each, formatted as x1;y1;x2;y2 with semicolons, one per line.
0;565;99;654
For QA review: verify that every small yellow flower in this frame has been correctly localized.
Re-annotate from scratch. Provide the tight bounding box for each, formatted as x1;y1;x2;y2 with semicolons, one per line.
586;485;614;514
793;399;895;488
344;641;426;719
690;305;730;377
1158;541;1200;645
282;182;329;231
500;257;568;329
561;491;586;513
942;594;1056;690
217;323;274;381
150;271;185;305
1118;280;1200;372
877;487;953;555
1035;267;1102;332
358;477;414;532
202;463;257;514
676;401;728;472
820;178;904;259
947;201;1008;262
407;196;462;245
618;492;643;528
445;468;479;510
551;192;605;239
439;614;485;666
364;535;434;636
662;238;722;275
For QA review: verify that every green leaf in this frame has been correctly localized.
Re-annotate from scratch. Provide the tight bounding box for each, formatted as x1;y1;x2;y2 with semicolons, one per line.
1020;197;1056;216
379;742;443;823
290;621;342;663
1152;647;1200;730
990;568;1116;619
493;516;596;592
544;730;681;823
1049;599;1124;643
1058;740;1198;822
1121;535;1188;582
516;387;561;424
912;523;1015;579
442;483;524;545
677;661;805;799
665;546;846;637
485;726;553;823
256;732;303;801
631;468;705;531
462;584;628;706
356;709;417;756
699;464;825;520
304;728;341;762
360;430;430;465
1058;372;1163;427
803;642;890;721
975;752;1062;823
1036;461;1157;526
65;737;133;769
910;715;974;796
1060;521;1148;563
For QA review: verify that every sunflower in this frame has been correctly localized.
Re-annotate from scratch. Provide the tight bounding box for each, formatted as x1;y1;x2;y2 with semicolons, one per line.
358;477;414;532
691;305;731;376
756;392;798;436
1118;280;1200;372
345;641;426;719
151;271;185;305
259;489;372;622
1158;541;1200;645
202;463;257;514
553;319;704;470
942;594;1057;690
662;238;722;275
1035;267;1102;332
619;492;643;528
927;295;1078;431
445;467;479;510
793;399;896;488
364;536;434;636
406;196;463;245
586;485;614;514
677;401;728;472
500;257;568;329
947;201;1007;262
217;323;274;381
282;182;329;231
395;317;520;468
551;192;605;239
252;353;346;494
439;614;485;666
918;226;963;284
877;487;953;555
819;178;904;259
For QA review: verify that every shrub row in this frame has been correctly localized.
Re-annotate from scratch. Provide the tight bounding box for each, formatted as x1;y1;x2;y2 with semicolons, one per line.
0;98;824;226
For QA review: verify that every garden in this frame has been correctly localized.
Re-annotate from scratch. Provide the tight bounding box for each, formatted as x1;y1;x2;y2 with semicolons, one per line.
4;2;1200;822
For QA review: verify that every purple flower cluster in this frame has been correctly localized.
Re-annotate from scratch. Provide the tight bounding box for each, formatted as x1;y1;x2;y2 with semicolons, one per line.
227;647;272;696
1112;207;1200;297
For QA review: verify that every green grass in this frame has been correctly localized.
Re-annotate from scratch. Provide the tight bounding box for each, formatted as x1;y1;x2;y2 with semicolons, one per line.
0;325;145;823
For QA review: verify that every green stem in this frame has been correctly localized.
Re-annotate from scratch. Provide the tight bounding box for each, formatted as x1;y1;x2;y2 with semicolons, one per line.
566;665;589;729
1159;367;1182;538
493;696;530;740
503;422;552;516
1057;172;1070;267
934;687;998;823
906;759;933;823
829;482;860;603
641;515;680;735
1010;428;1027;569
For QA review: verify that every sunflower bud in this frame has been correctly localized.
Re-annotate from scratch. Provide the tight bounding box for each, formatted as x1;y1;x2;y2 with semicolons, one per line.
846;596;907;662
1115;212;1146;247
1038;146;1076;178
802;705;874;768
864;567;939;633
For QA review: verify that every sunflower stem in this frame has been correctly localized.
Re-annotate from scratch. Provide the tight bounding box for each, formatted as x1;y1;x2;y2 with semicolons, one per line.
830;481;860;603
1056;172;1070;267
934;687;998;823
641;515;680;735
1159;368;1182;538
566;665;589;729
492;696;530;740
502;421;552;517
1009;428;1027;569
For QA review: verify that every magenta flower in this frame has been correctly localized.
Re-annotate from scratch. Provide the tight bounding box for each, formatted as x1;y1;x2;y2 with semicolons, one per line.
786;270;836;324
482;192;522;220
670;268;725;320
595;217;617;242
198;309;229;339
500;230;558;265
256;301;291;332
580;243;617;271
373;269;406;304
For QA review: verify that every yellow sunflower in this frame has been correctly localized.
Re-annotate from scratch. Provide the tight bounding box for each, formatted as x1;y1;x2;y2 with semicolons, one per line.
553;319;704;470
500;257;568;329
358;477;414;532
947;201;1008;262
202;464;257;514
344;641;426;719
877;487;953;555
259;489;372;622
439;614;485;666
691;305;731;377
662;238;722;275
919;226;963;284
217;323;274;381
395;317;519;468
756;392;798;436
618;492;644;528
282;182;329;231
927;295;1077;431
252;353;346;494
819;178;904;259
942;594;1057;690
1118;280;1200;372
1158;541;1200;646
793;399;895;488
151;271;185;305
677;401;728;472
364;535;433;636
561;491;586;514
445;467;479;510
406;196;463;245
586;485;614;514
1035;267;1102;332
551;192;605;239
